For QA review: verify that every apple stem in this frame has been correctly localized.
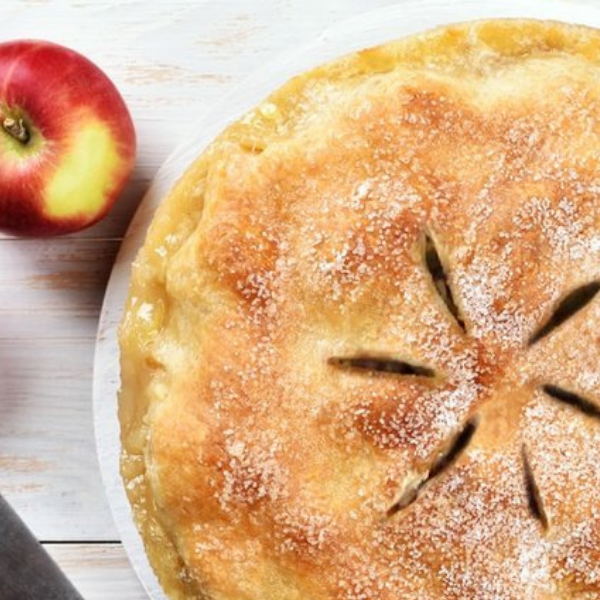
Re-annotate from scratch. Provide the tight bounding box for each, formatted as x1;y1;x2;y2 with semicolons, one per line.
2;117;30;144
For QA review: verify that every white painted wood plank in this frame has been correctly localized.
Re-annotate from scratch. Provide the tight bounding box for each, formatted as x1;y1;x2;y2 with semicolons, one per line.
0;239;119;539
45;543;147;600
0;336;118;539
0;239;118;318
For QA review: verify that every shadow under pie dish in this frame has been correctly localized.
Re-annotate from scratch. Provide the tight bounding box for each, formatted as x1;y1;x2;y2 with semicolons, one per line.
118;18;600;600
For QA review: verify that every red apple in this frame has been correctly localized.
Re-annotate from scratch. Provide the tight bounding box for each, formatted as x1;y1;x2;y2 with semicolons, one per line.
0;40;136;236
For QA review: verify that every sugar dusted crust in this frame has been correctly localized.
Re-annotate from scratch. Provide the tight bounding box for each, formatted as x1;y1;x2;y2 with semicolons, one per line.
119;19;600;600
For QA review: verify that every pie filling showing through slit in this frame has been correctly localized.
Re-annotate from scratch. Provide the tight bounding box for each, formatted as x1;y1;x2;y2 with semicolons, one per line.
329;231;600;527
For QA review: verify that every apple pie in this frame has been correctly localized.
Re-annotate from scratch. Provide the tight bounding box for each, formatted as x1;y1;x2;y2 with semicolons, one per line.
119;19;600;600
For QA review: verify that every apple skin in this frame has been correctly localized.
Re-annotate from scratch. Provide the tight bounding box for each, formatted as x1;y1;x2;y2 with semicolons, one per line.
0;40;136;236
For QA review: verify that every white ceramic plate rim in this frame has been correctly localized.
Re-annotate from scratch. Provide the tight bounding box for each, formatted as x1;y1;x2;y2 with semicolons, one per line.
93;2;600;598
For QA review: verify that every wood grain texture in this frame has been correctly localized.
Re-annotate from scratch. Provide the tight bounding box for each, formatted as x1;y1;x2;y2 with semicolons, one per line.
44;543;147;600
0;239;120;539
3;0;600;598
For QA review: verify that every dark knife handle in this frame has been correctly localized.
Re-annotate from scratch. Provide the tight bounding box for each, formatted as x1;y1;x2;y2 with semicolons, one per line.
0;494;85;600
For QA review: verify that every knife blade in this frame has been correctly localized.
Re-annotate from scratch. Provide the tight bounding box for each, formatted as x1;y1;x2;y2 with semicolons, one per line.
0;494;85;599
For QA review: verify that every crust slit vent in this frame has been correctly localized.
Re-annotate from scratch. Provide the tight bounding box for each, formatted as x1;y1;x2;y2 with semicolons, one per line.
521;444;549;531
424;233;465;331
386;417;479;516
541;384;600;420
328;356;435;378
529;282;600;344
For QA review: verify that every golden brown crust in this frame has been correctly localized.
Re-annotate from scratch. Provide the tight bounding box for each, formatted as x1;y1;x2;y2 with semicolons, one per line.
120;19;600;600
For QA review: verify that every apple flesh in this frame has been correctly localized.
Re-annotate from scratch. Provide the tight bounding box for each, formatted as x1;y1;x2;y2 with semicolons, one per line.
0;40;136;236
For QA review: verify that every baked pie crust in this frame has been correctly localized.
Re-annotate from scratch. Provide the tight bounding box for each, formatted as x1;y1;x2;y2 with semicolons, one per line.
119;19;600;600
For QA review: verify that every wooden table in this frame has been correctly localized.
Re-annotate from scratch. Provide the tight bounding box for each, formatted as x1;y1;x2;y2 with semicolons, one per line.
4;1;600;597
0;1;405;597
